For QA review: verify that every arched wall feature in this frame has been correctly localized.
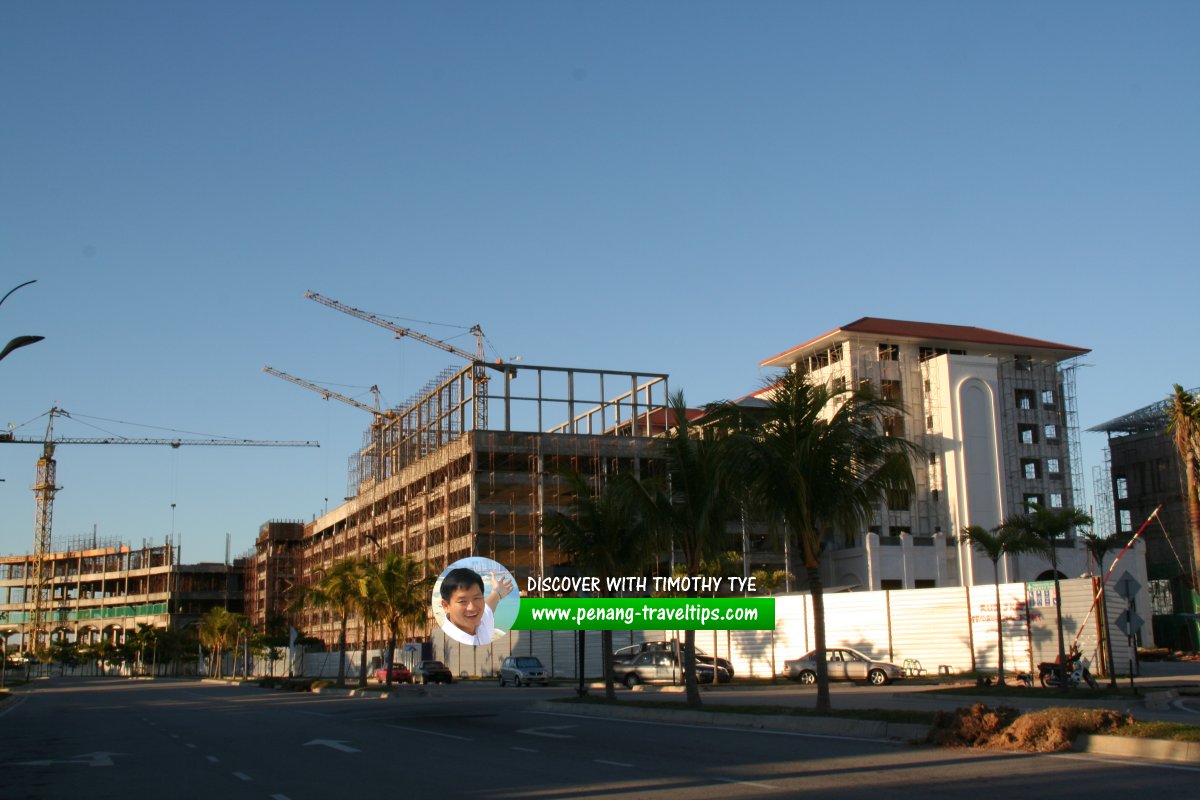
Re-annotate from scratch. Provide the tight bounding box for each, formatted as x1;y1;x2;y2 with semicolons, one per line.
958;379;1002;532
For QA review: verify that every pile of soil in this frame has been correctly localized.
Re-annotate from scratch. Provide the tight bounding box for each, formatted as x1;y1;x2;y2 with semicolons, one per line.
926;704;1132;752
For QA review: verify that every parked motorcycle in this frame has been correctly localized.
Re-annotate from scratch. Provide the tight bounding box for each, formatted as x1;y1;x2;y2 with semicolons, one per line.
1037;646;1099;689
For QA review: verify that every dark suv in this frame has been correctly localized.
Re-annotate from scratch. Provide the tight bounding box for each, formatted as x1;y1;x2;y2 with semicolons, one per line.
413;660;453;684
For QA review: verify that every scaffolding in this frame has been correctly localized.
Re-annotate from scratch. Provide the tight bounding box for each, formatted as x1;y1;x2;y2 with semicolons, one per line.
289;362;671;650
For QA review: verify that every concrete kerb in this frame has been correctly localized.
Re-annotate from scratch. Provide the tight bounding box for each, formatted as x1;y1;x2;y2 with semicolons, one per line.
530;699;928;742
1074;734;1200;763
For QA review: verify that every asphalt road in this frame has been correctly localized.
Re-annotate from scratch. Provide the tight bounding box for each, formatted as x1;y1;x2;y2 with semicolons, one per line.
2;678;1197;799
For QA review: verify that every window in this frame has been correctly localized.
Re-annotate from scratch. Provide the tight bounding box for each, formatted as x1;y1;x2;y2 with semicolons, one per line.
882;415;905;437
881;379;902;400
1015;354;1032;371
1042;389;1056;409
828;343;844;364
1049;493;1064;508
1024;493;1045;509
1119;509;1132;531
1015;389;1036;410
926;414;934;432
881;579;903;590
831;376;846;393
878;343;899;361
1116;476;1128;500
1044;424;1059;443
1046;458;1061;475
1021;459;1041;480
1018;424;1039;445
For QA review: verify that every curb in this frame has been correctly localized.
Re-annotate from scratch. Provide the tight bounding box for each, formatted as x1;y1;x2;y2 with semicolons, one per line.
1075;733;1199;763
530;700;927;742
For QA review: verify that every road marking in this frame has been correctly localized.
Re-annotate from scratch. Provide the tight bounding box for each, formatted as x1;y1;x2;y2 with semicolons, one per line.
303;739;361;753
169;734;180;739
185;744;197;749
232;771;251;781
594;759;633;767
385;723;472;741
206;756;220;763
516;725;576;739
510;747;539;753
713;776;777;789
270;795;293;800
0;697;29;719
1172;699;1200;715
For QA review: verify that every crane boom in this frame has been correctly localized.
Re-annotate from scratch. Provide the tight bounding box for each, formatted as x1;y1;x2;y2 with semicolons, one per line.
304;290;486;363
263;366;386;417
10;406;318;658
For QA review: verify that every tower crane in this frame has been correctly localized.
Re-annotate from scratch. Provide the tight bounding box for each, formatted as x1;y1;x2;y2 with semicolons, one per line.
0;406;319;653
263;366;392;490
303;291;496;429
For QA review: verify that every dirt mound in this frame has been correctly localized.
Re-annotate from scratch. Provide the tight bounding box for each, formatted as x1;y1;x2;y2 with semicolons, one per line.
927;704;1132;752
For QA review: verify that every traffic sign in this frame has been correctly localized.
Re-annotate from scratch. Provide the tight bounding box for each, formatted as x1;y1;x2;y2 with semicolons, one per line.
1114;571;1141;600
1117;608;1144;637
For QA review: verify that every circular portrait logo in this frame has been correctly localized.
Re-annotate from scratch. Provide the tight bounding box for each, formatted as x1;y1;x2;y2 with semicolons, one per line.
432;557;519;646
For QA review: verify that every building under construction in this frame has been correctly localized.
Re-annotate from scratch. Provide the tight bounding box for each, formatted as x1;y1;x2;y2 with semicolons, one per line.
276;360;673;651
0;533;243;653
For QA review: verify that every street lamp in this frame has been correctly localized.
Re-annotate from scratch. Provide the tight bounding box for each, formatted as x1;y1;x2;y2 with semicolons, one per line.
0;280;44;362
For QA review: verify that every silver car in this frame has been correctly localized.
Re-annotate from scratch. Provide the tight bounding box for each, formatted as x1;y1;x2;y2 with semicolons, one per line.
781;647;904;686
498;656;548;687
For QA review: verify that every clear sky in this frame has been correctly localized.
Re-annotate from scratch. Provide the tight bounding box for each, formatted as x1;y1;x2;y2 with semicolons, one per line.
2;1;1197;563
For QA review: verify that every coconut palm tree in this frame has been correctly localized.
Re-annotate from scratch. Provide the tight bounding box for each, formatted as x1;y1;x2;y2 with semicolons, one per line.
545;469;657;701
364;552;432;688
732;369;917;712
751;569;794;595
1000;503;1092;691
199;607;238;678
630;391;742;706
1167;385;1200;587
296;558;363;687
960;524;1040;685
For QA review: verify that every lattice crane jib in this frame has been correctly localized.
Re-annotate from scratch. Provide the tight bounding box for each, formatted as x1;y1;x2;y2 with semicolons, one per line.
1;406;318;653
304;291;494;430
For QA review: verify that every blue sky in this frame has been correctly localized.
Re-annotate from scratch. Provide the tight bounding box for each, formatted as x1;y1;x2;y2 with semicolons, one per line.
2;1;1197;563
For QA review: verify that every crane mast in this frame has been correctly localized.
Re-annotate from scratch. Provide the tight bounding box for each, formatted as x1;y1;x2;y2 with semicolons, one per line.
304;291;493;429
2;406;319;655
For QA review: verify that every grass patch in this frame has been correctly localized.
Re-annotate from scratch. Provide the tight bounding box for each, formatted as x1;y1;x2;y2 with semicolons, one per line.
1111;721;1200;743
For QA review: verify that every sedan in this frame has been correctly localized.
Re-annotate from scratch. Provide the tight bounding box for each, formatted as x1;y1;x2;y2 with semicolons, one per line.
781;647;904;686
612;641;735;679
612;651;730;689
374;663;412;684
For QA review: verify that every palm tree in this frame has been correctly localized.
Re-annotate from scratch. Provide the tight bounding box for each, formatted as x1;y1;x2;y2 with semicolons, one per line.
364;552;432;688
1167;385;1200;587
733;369;917;712
1000;503;1092;691
960;524;1040;685
545;469;656;701
296;558;363;687
631;391;741;706
199;607;238;678
751;569;793;595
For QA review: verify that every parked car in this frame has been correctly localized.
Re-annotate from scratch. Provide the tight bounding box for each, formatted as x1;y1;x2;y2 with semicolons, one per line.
781;647;904;686
612;651;730;688
412;660;453;684
612;641;735;679
374;663;413;683
499;656;548;687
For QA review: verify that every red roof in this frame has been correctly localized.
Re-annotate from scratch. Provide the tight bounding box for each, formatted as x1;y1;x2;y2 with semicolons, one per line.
761;317;1088;368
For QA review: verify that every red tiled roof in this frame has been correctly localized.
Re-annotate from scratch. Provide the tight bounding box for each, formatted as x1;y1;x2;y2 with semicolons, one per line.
760;317;1088;367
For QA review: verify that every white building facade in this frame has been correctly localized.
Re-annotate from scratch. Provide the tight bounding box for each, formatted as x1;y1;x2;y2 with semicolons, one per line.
760;317;1110;591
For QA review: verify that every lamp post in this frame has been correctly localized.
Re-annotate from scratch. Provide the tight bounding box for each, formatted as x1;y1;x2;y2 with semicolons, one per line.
1;280;44;362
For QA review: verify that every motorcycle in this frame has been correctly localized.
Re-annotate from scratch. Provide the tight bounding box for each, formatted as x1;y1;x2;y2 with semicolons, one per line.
1037;646;1099;689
